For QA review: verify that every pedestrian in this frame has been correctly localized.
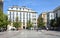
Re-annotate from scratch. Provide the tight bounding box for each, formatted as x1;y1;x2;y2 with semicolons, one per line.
46;28;48;31
36;28;38;31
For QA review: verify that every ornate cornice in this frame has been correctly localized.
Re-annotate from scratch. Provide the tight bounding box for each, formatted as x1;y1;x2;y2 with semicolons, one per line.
8;10;37;13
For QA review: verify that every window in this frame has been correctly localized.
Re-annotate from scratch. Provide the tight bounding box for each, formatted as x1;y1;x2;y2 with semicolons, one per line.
23;8;24;10
20;20;21;22
9;12;11;15
33;22;36;24
16;7;18;9
43;14;46;17
23;13;25;19
10;16;11;21
33;18;36;20
33;15;36;17
10;12;11;21
29;13;30;17
20;13;21;20
13;12;14;19
51;15;53;17
28;9;29;11
56;13;57;18
23;20;25;25
34;22;36;24
16;12;18;16
11;7;13;9
20;8;21;10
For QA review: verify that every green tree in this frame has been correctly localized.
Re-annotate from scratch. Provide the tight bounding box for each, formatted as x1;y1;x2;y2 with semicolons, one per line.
27;20;33;29
50;17;60;30
2;15;8;28
8;18;12;26
13;22;21;29
37;16;45;28
56;17;60;27
0;9;8;30
13;16;22;30
0;9;3;28
50;19;57;27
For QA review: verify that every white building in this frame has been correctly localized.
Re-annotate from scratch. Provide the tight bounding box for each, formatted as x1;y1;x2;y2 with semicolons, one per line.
47;12;55;20
47;11;55;29
7;6;37;29
53;6;60;19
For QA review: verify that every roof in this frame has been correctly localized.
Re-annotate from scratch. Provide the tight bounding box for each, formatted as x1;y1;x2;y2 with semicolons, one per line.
0;0;3;2
53;6;60;11
8;10;37;13
8;6;37;13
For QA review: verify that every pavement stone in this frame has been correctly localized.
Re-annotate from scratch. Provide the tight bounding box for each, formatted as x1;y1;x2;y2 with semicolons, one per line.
0;30;60;38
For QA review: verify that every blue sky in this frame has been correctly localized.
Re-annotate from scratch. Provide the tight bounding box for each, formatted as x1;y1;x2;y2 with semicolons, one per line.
3;0;60;15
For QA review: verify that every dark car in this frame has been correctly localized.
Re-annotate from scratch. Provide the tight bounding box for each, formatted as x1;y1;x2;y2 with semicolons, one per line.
0;28;6;32
0;28;4;32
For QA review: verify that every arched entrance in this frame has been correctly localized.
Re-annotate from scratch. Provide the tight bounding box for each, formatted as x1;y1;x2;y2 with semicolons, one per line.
23;26;25;29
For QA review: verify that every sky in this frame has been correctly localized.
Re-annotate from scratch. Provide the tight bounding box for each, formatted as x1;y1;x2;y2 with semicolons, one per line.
3;0;60;15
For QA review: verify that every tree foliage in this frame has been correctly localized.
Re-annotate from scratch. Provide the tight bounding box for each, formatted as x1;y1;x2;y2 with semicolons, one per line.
56;17;60;27
13;16;22;29
50;19;57;27
0;9;8;29
13;22;21;28
27;20;33;29
37;16;45;28
50;17;60;27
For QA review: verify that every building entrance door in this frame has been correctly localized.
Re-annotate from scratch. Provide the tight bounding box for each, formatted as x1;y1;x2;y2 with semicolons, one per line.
23;26;25;29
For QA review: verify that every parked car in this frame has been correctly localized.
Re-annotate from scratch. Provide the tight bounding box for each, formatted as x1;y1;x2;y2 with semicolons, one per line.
0;28;6;32
11;27;16;31
31;27;34;30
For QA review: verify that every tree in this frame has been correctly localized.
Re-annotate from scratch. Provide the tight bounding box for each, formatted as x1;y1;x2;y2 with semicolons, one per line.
13;22;21;29
56;17;60;27
37;16;45;28
0;9;8;30
50;19;57;27
8;18;12;26
50;17;60;30
13;16;22;30
2;15;8;29
27;20;33;29
50;18;60;27
0;9;3;28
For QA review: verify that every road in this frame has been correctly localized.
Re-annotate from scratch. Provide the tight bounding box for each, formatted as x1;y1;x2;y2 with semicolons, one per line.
0;30;60;38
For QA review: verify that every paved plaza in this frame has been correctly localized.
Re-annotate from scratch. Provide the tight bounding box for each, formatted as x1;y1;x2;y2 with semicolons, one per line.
0;30;60;38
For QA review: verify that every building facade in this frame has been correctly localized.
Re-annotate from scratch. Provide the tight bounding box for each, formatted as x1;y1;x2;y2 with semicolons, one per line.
41;12;47;27
0;0;3;9
7;6;37;29
39;12;54;29
38;6;60;29
47;11;55;29
53;6;60;19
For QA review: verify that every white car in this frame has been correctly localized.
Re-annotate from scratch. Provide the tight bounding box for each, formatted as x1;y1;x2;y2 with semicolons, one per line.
11;27;16;31
31;27;34;30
